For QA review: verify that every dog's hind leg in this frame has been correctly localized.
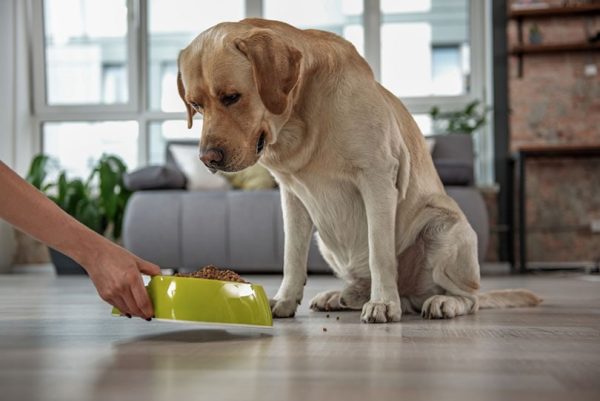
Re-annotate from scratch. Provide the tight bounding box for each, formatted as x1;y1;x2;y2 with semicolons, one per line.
310;279;370;311
417;204;481;319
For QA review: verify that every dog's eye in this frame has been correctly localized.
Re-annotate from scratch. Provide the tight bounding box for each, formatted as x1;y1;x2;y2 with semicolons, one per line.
221;93;241;107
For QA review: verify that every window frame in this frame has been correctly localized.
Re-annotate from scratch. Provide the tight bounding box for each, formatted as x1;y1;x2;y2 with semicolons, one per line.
31;0;140;114
30;0;493;184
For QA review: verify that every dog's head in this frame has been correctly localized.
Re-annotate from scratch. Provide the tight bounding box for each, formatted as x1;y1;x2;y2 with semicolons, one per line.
177;22;303;172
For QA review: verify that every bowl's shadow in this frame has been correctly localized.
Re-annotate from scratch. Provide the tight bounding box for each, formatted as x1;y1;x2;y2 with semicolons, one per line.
115;328;272;345
91;328;274;398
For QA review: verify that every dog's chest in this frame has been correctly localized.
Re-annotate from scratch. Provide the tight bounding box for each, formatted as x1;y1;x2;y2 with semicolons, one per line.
283;174;370;273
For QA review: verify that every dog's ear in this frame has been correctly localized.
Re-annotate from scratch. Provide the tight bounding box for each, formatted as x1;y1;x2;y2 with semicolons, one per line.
177;53;196;129
234;30;302;115
177;72;196;129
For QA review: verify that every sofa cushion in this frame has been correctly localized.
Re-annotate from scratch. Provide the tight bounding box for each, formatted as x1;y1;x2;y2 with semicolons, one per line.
124;165;187;191
122;191;183;267
434;159;474;186
181;192;229;269
221;164;277;190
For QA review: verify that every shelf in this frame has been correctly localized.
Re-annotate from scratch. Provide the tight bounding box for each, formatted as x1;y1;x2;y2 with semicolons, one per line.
516;143;600;157
509;4;600;77
510;41;600;55
509;4;600;18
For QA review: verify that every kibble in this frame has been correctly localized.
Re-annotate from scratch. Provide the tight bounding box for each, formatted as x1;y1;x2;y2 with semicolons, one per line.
174;265;247;283
326;314;330;318
322;327;327;332
336;316;340;320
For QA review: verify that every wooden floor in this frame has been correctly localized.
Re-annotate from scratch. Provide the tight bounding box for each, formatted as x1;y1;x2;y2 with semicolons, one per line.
0;272;599;401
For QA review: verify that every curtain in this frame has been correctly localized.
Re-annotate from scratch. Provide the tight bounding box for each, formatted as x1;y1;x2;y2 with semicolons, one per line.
0;0;35;272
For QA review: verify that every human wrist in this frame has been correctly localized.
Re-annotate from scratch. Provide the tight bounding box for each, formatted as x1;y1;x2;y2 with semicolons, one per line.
60;224;110;273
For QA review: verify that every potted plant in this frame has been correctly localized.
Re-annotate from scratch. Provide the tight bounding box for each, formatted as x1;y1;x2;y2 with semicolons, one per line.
529;23;543;45
429;100;490;136
26;154;132;275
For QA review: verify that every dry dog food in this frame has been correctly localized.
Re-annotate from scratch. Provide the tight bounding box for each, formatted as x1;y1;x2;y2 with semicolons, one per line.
174;265;247;283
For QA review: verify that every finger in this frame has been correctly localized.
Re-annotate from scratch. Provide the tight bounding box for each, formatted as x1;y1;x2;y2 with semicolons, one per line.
121;290;145;319
137;260;162;276
130;274;154;319
111;296;131;318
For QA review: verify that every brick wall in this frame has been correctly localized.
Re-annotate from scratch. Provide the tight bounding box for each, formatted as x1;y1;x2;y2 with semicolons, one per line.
507;0;600;264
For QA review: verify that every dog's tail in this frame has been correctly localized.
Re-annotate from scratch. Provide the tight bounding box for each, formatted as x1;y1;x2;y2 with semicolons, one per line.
477;289;543;309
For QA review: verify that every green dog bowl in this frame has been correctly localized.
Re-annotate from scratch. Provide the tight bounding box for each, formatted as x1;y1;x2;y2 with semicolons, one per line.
112;275;273;328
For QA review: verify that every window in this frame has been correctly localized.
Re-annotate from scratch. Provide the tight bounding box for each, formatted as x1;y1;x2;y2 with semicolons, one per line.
32;0;491;184
43;121;138;179
42;0;130;105
380;0;470;97
148;120;199;164
264;0;364;55
412;114;433;137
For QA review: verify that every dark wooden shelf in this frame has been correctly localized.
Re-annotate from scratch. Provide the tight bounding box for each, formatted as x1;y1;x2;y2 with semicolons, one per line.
509;4;600;19
510;41;600;55
516;143;600;156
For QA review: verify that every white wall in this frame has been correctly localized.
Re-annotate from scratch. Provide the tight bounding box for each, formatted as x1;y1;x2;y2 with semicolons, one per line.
0;0;35;273
0;0;17;272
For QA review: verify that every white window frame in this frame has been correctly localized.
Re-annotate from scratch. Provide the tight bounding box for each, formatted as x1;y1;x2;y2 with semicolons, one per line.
31;0;140;114
29;0;493;184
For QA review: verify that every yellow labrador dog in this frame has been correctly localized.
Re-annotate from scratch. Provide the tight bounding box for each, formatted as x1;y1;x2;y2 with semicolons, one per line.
177;19;541;323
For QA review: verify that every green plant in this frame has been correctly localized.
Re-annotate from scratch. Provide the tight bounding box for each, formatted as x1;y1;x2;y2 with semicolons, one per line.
429;100;491;135
26;154;131;241
25;154;56;191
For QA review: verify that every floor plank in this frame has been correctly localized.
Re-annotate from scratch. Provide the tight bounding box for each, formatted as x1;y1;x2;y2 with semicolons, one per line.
0;273;599;401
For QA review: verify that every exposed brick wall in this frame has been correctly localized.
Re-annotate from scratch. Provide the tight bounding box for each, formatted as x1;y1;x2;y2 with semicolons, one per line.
507;0;600;264
523;158;600;262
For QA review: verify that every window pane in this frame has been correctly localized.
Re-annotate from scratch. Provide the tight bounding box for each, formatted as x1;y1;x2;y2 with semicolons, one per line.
264;0;364;55
148;0;245;112
381;0;470;97
412;114;433;136
43;121;138;178
43;0;129;105
381;0;432;13
149;120;201;164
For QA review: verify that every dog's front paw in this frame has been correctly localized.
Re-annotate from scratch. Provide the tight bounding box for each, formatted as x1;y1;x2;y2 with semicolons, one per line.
270;298;299;318
360;300;402;323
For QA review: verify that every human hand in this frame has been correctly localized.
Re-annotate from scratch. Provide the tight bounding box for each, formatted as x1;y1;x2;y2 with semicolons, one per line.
80;240;162;320
0;161;161;319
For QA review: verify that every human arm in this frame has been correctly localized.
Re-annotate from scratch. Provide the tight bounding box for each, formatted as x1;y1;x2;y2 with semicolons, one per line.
0;161;160;319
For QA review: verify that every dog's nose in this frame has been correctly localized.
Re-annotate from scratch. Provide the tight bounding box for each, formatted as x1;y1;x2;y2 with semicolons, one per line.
199;148;225;168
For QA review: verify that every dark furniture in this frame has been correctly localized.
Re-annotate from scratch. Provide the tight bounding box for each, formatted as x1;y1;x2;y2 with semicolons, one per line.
514;143;600;272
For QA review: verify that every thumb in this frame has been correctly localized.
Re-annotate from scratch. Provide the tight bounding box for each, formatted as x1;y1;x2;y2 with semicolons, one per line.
137;260;162;276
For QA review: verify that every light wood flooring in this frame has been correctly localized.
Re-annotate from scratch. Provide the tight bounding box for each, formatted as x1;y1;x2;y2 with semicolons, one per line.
0;272;599;401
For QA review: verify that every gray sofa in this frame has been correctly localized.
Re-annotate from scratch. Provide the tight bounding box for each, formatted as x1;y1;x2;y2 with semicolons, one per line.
123;135;488;273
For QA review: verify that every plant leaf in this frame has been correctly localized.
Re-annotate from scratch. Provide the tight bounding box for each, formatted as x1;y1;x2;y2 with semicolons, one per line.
26;155;55;190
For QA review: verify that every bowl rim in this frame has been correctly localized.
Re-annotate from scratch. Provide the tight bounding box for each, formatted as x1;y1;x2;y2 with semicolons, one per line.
151;274;254;286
